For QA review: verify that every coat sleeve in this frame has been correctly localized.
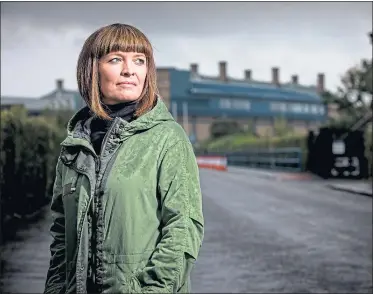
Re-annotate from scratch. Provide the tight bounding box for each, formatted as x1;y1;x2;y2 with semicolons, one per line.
44;159;67;294
123;139;204;293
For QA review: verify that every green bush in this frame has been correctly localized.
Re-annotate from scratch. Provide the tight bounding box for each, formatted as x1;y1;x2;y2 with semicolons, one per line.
0;106;66;220
210;119;244;139
203;132;306;151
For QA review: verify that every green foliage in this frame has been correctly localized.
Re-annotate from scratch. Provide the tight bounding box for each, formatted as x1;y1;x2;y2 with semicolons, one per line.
322;57;372;130
41;105;76;130
204;132;305;151
210;119;243;139
0;106;68;220
273;117;293;137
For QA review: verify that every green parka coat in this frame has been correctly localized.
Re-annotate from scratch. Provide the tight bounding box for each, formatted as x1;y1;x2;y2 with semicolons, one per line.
44;97;204;294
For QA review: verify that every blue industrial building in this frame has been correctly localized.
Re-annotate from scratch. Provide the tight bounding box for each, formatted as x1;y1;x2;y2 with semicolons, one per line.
1;61;328;143
157;62;327;143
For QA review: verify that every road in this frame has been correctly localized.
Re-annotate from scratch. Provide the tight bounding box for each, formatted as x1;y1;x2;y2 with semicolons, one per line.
1;207;52;293
1;167;372;293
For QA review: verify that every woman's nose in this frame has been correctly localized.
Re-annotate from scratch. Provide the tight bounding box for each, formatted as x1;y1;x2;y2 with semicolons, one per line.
121;60;134;76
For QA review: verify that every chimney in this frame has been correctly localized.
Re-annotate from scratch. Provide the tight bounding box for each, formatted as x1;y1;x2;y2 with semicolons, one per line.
272;67;279;86
244;69;252;81
219;61;227;82
190;63;198;77
291;75;298;84
317;73;325;93
56;79;64;91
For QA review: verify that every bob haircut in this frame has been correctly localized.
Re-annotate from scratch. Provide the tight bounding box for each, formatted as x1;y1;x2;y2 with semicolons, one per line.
77;23;158;120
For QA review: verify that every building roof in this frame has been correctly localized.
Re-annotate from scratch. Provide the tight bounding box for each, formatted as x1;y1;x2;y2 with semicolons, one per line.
40;89;79;99
196;74;319;94
190;77;321;102
41;89;85;109
2;88;83;111
167;64;323;102
1;96;51;111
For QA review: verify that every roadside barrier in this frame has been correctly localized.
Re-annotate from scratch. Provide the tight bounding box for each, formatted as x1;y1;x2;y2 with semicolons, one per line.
196;156;227;171
195;147;302;172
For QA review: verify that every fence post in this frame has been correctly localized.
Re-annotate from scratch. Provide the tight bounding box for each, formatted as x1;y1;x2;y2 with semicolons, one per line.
297;149;302;171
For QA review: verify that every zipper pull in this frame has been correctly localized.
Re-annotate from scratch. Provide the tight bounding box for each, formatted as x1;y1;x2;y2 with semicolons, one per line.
96;159;101;174
70;174;80;193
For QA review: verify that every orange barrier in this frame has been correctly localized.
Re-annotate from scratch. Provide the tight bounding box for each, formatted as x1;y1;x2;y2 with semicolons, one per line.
196;156;227;171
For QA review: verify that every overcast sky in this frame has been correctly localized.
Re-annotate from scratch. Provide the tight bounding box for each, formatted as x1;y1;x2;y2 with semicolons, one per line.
1;1;372;98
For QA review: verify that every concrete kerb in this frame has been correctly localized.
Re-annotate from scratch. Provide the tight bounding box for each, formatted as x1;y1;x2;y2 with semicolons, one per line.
326;184;373;197
227;166;374;195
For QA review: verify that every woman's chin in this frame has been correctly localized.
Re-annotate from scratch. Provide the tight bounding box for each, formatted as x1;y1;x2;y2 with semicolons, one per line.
104;96;140;104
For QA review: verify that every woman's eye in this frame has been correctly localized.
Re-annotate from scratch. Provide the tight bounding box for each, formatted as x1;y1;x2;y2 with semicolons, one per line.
109;57;121;63
135;58;146;65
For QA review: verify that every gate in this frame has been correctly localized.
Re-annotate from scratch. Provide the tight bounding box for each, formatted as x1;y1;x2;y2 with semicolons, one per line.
307;127;369;179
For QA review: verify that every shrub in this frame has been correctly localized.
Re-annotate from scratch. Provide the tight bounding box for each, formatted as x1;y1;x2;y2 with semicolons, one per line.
0;106;66;220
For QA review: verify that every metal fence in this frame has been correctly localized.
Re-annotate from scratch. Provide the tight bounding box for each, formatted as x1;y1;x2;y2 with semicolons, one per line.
196;147;303;172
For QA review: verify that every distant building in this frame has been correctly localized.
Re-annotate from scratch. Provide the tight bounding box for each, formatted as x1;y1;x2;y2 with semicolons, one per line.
1;79;84;115
158;62;327;142
1;62;330;143
1;96;52;116
40;79;86;110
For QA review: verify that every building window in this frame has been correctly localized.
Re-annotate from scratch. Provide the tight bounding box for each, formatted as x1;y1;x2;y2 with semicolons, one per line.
219;98;251;111
311;105;318;114
219;98;231;109
290;103;303;113
270;102;287;112
271;102;324;115
232;99;251;110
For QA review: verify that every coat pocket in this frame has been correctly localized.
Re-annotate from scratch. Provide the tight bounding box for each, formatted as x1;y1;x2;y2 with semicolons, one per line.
62;172;83;209
108;250;154;281
62;173;81;197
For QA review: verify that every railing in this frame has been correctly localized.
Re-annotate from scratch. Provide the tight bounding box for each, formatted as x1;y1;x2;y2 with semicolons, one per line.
196;147;303;172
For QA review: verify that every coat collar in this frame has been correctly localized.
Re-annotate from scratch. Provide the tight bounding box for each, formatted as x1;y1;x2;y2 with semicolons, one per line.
60;96;174;157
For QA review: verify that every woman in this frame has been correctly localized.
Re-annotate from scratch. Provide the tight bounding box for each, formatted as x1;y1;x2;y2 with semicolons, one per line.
44;23;204;294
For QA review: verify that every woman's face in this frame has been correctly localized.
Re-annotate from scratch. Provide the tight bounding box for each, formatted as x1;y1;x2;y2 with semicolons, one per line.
98;51;147;105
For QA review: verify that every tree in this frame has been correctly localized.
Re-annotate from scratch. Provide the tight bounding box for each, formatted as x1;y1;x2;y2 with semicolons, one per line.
322;33;372;129
41;106;75;130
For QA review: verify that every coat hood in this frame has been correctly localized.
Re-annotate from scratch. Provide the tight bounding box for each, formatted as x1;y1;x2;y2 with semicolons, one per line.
61;96;175;153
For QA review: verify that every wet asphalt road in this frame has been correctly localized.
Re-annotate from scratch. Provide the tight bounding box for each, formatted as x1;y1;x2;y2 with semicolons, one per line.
1;206;52;293
191;167;373;293
1;167;372;293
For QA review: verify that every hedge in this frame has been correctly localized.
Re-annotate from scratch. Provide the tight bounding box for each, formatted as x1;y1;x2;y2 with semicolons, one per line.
0;106;66;223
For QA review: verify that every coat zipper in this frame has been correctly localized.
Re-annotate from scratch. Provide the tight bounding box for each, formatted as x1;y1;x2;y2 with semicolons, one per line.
91;117;119;286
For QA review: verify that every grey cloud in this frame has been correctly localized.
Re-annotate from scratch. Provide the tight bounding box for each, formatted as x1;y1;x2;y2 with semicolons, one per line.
0;1;372;97
1;2;372;38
